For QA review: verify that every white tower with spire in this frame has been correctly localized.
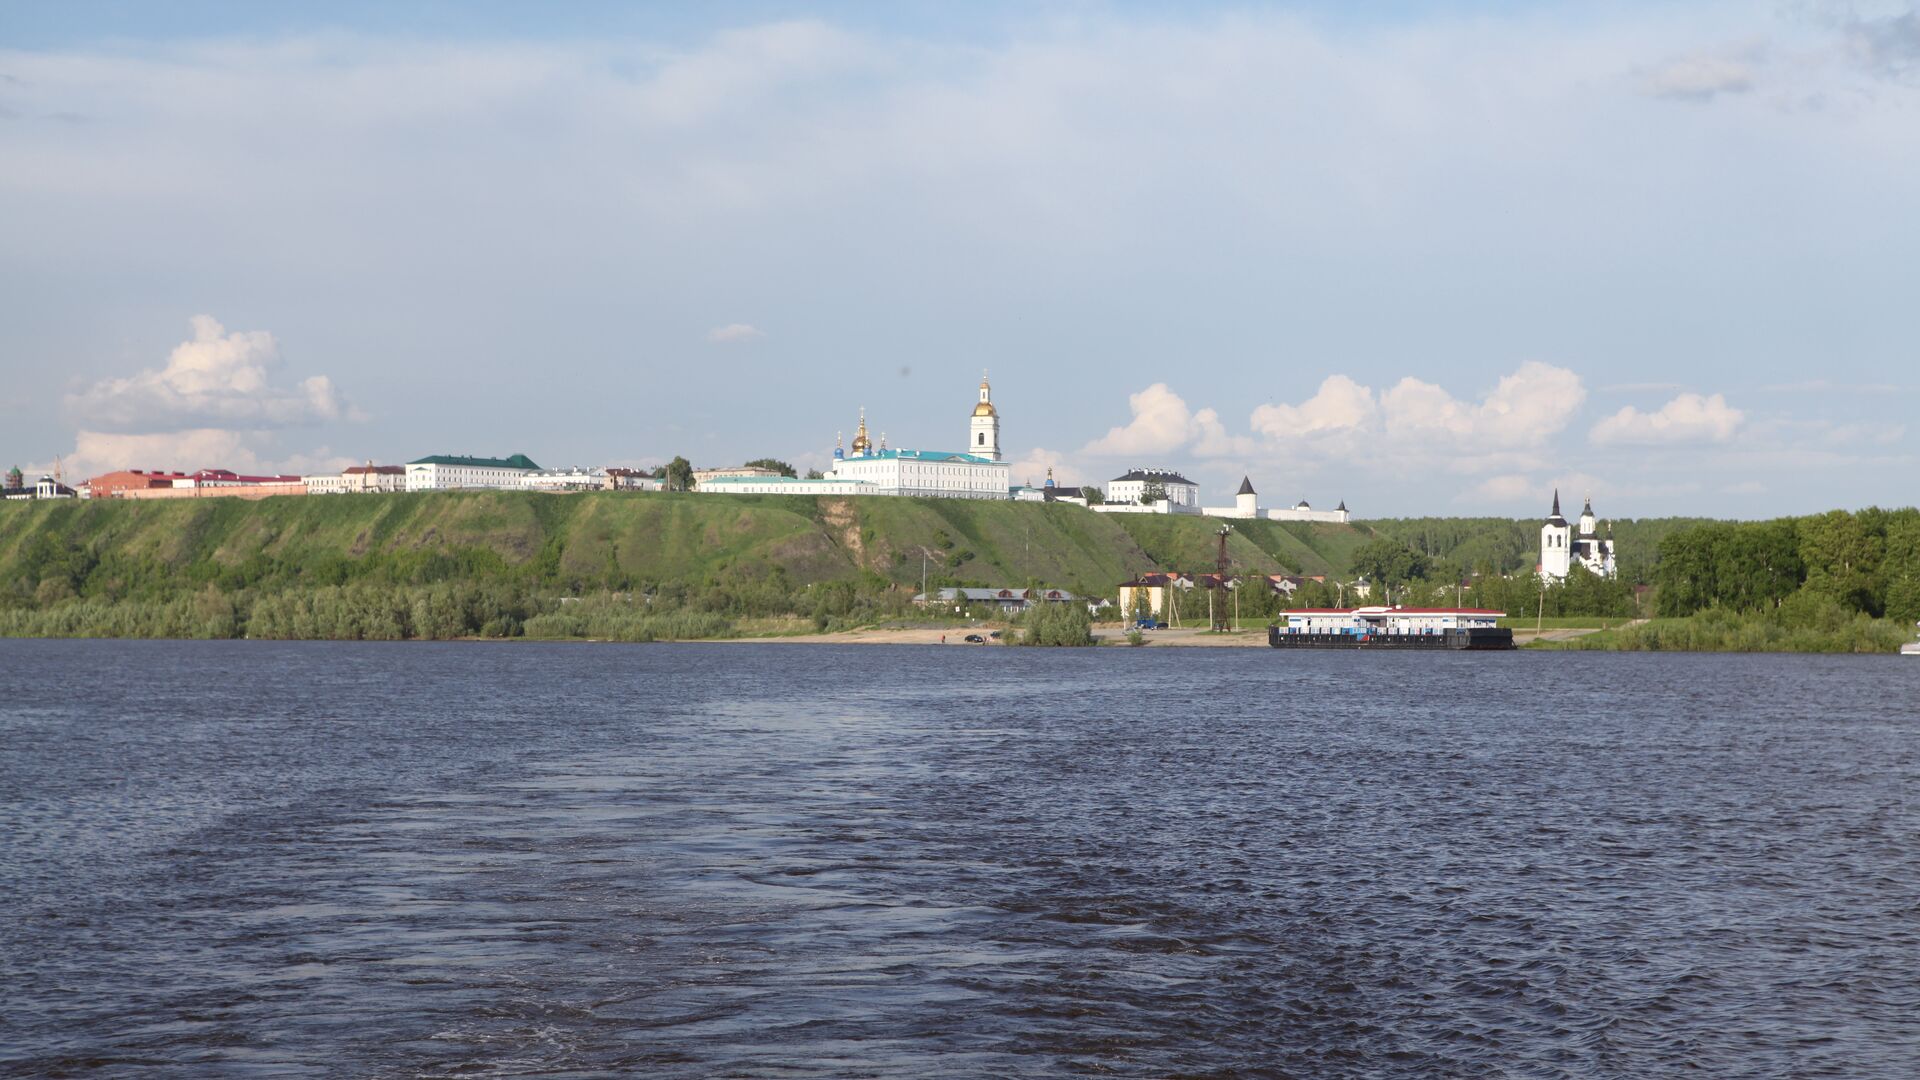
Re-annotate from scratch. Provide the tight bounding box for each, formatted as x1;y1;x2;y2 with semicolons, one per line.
969;373;1001;461
1539;489;1573;581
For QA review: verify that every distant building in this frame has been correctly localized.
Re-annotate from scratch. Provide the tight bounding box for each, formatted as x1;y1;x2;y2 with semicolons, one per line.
2;474;76;500
1198;476;1352;523
693;466;786;487
1014;468;1087;505
1118;573;1199;618
604;468;665;492
1539;490;1616;582
1106;468;1199;508
700;377;1012;500
405;453;540;491
106;468;307;500
85;469;191;498
307;463;407;495
520;467;667;492
913;586;1077;612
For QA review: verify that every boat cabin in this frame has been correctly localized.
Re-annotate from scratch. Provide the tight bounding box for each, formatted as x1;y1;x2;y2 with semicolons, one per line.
1278;606;1505;637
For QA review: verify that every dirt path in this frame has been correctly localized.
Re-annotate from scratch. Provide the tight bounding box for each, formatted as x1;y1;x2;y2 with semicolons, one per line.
1512;618;1648;644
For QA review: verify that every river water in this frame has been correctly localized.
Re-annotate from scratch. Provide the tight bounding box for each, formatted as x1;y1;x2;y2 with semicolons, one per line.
2;639;1917;1078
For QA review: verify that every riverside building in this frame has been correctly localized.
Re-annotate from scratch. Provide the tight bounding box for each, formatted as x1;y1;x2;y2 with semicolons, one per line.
1538;490;1616;582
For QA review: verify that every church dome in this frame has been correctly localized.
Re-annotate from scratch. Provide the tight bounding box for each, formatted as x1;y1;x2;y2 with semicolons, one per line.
972;401;997;418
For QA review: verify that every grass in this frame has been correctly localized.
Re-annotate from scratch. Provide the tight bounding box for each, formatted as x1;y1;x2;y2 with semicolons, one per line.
1497;616;1628;630
1530;611;1911;653
0;491;1374;602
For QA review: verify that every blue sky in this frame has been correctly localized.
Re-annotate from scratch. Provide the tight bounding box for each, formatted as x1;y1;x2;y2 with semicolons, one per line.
3;1;1916;516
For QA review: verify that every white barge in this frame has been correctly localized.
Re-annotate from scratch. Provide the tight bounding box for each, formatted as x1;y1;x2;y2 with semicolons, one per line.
1269;607;1515;650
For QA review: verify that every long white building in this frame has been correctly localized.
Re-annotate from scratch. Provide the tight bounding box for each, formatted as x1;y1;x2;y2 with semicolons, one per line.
405;453;541;491
700;377;1012;500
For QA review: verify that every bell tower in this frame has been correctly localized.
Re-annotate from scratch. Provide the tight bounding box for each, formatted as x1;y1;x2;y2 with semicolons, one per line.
1539;489;1572;582
969;373;1001;461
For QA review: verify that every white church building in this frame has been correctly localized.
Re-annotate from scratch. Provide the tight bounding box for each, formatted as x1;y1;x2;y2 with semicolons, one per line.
1539;490;1617;581
698;376;1013;499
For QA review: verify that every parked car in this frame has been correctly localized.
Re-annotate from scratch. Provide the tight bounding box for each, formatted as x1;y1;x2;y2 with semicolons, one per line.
988;630;1003;640
963;634;986;644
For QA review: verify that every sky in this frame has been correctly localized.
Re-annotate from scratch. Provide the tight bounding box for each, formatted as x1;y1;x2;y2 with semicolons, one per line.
3;1;1917;517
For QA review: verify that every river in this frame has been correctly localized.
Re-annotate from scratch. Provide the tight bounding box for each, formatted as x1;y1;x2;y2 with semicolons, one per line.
3;640;1917;1077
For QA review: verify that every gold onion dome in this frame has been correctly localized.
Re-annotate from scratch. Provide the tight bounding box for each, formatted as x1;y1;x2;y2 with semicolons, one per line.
850;411;871;453
973;374;996;416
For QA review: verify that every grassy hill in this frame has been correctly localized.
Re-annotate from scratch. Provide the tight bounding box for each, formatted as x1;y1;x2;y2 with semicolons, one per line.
0;491;1375;605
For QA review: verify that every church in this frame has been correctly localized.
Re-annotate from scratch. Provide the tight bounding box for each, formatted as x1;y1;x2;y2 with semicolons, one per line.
697;376;1012;499
1539;490;1616;582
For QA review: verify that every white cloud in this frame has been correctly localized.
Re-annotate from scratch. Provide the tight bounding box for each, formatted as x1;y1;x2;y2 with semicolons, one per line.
707;322;765;343
1006;446;1075;487
1250;375;1376;437
1080;383;1205;457
1642;53;1756;101
1590;391;1743;445
1250;361;1584;451
1466;473;1538;503
50;316;360;479
67;315;351;432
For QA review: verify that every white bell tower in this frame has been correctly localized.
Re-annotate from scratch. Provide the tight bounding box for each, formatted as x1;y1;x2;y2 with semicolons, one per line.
969;373;1001;461
1539;489;1573;582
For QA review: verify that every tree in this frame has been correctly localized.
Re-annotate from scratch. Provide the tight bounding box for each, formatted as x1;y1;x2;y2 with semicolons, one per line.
664;456;694;492
804;468;825;480
1798;510;1883;614
1138;480;1166;505
1081;485;1103;505
744;458;797;478
1348;538;1431;591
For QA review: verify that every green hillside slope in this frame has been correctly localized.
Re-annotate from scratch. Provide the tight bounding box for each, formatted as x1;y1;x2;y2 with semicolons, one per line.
0;492;1371;605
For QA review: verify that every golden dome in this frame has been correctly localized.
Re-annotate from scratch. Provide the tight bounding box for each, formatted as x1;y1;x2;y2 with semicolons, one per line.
850;410;871;453
972;401;997;417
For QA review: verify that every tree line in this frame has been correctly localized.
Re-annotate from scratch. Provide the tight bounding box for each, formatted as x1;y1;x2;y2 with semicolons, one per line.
1653;508;1920;623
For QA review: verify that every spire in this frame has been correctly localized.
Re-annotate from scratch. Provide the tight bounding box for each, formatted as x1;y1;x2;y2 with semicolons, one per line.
1237;475;1256;496
850;409;871;454
1551;488;1561;517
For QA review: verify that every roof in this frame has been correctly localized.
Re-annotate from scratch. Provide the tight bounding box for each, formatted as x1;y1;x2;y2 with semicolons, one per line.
847;449;1001;464
1110;468;1196;485
1236;475;1256;496
409;454;540;470
916;587;1077;601
344;465;405;475
1286;607;1506;616
699;475;871;488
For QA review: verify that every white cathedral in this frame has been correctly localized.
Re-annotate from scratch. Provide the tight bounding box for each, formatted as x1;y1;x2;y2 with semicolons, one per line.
1539;490;1616;582
697;376;1012;499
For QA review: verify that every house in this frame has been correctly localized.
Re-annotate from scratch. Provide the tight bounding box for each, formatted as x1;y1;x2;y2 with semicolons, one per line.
913;587;1078;612
307;463;406;494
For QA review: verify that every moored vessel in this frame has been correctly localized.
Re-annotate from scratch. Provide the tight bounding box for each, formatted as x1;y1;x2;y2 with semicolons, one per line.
1269;607;1515;650
1902;622;1920;655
